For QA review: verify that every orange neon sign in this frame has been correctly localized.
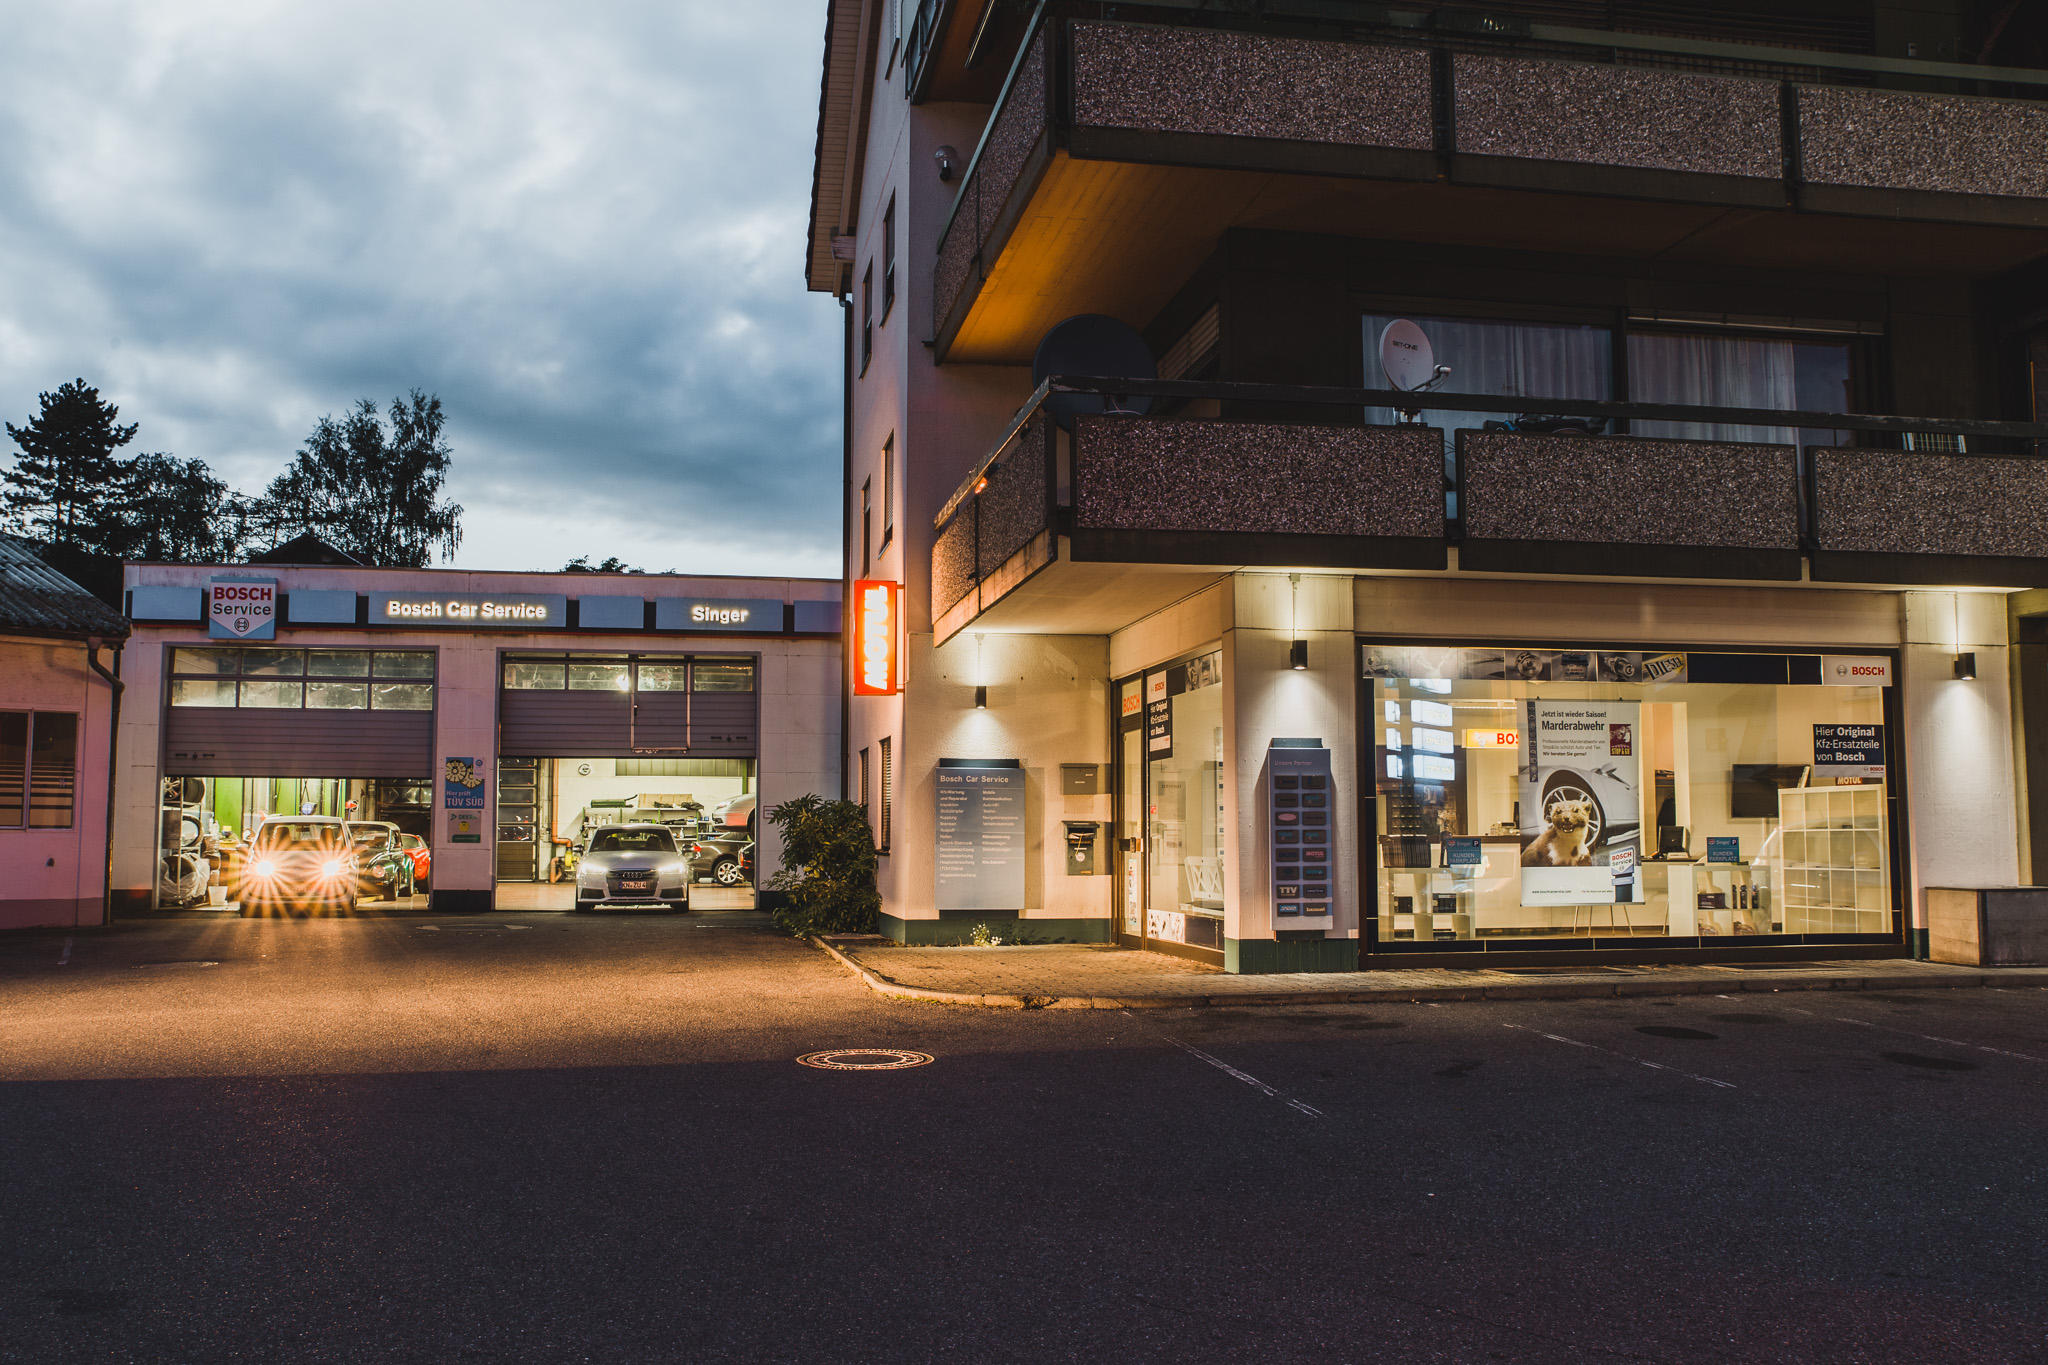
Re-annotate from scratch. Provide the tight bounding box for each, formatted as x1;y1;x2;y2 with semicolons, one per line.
852;579;899;696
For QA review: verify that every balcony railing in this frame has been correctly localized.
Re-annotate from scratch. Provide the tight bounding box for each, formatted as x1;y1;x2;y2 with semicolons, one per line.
930;13;2048;356
930;376;2048;640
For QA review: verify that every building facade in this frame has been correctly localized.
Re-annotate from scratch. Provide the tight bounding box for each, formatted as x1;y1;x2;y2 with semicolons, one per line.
115;561;841;916
809;0;2048;968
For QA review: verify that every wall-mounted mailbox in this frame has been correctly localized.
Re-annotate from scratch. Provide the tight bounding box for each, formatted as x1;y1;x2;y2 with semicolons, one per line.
1064;821;1101;875
1266;742;1334;924
1061;763;1103;795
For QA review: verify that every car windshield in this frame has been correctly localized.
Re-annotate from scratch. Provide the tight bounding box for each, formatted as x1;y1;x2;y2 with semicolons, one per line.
254;822;343;851
351;832;389;850
589;828;675;853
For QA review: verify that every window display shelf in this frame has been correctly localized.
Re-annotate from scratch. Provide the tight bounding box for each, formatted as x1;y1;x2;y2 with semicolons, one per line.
1774;784;1891;934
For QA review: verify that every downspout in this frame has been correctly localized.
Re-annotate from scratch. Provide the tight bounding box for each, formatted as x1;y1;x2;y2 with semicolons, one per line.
841;290;854;803
87;639;125;928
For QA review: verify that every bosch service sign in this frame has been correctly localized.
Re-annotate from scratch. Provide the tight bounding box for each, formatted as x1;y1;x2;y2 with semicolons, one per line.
207;577;278;640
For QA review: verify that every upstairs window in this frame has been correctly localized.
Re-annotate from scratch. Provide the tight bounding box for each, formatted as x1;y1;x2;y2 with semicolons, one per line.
1628;330;1853;450
882;197;897;321
861;264;874;374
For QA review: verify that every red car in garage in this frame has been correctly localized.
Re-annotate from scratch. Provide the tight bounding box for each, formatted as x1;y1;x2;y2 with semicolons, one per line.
398;832;431;890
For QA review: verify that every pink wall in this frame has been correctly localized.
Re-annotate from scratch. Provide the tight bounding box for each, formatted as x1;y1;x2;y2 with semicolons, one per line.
0;634;117;929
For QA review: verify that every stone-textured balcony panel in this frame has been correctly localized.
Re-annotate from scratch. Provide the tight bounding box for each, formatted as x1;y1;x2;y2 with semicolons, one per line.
1810;448;2048;587
931;418;1057;642
1460;432;1801;579
1451;54;1783;204
933;28;1050;339
1071;417;1446;569
1069;22;1434;175
1798;86;2048;226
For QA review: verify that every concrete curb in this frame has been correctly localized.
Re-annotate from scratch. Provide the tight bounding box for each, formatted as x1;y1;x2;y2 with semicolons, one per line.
809;937;2048;1010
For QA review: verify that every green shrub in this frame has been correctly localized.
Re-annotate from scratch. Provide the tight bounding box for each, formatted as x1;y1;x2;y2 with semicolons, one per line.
767;794;881;936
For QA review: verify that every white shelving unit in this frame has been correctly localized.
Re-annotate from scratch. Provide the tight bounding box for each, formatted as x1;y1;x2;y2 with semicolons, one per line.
1775;784;1891;935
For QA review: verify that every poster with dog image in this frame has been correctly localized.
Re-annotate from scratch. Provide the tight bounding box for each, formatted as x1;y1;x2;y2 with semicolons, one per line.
1518;699;1642;907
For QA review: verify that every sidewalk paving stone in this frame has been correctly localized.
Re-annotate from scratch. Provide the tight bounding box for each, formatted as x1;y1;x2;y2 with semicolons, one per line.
812;937;2048;1008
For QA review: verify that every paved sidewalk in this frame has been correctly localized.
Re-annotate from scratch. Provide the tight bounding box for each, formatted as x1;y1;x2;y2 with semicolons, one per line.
812;937;2048;1008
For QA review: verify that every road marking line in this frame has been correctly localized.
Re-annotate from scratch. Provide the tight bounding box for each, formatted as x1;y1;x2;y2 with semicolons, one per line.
57;937;71;966
1503;1024;1737;1089
1780;1006;2048;1063
1143;1022;1323;1117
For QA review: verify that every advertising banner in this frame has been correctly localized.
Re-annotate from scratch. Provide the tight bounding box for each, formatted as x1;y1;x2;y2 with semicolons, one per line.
1145;672;1172;759
1363;645;1685;684
1813;723;1886;779
207;576;277;640
443;757;487;810
1519;699;1642;907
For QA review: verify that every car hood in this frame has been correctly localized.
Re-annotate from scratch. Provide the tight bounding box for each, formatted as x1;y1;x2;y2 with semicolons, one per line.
582;850;680;872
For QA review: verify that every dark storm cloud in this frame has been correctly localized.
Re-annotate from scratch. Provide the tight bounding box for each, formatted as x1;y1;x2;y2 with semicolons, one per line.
0;1;840;574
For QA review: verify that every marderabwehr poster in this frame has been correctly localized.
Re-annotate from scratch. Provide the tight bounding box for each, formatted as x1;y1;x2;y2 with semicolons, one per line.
1519;699;1642;907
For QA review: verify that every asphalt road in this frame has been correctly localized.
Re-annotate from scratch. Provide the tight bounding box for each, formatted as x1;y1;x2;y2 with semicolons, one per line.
3;914;2046;1363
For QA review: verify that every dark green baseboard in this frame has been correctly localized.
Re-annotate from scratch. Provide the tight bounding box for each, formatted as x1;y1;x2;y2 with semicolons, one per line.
1226;937;1361;974
1911;927;1929;960
880;913;1113;946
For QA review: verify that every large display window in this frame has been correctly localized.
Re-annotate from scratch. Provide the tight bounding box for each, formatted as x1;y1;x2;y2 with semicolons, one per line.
1363;643;1898;950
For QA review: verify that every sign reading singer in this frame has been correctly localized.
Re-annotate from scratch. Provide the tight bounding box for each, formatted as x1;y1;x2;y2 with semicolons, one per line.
370;592;566;628
852;579;899;696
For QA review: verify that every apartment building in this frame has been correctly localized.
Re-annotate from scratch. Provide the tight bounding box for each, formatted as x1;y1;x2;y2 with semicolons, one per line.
808;0;2048;970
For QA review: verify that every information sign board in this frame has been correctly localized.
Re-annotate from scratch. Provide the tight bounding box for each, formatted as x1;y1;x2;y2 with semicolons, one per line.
935;763;1025;911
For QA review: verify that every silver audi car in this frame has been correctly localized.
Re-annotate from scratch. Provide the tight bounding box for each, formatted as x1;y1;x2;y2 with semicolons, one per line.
574;823;691;912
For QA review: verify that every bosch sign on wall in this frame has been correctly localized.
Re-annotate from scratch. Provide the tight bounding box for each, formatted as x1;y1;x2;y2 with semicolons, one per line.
207;576;277;639
370;592;566;628
852;579;899;696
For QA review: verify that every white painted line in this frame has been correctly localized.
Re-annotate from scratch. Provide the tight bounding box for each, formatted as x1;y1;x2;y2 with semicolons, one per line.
1781;1006;2048;1064
1151;1027;1324;1118
1503;1023;1737;1090
57;936;72;966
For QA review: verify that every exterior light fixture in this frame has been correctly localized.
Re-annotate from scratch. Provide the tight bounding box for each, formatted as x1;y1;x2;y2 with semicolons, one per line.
1287;573;1307;669
1290;639;1310;671
1954;652;1977;681
974;684;988;709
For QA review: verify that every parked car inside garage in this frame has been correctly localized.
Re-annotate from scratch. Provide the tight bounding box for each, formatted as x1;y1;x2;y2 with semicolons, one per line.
239;817;358;915
576;823;690;911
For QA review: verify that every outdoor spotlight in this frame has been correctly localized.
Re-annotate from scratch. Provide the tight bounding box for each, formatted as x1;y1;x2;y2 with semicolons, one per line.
935;145;958;182
974;684;988;710
1954;651;1977;681
1289;639;1310;671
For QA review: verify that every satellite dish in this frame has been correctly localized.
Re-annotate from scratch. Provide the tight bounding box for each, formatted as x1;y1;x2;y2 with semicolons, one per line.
1032;314;1157;428
1379;319;1449;392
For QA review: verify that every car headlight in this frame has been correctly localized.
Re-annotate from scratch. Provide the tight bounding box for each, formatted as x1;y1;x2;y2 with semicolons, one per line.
322;858;346;878
252;859;277;878
578;866;603;884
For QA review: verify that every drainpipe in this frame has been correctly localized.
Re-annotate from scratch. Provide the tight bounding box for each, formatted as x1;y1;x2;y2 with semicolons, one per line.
86;639;125;928
840;291;853;804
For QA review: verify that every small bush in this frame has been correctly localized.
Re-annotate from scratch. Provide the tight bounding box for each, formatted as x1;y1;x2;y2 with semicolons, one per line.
767;794;881;937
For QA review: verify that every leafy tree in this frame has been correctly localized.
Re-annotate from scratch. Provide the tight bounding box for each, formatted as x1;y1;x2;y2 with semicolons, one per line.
253;390;461;566
563;555;641;573
3;378;137;548
766;795;881;936
103;454;246;563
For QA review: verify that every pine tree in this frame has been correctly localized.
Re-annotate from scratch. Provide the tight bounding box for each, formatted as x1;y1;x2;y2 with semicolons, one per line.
3;379;138;547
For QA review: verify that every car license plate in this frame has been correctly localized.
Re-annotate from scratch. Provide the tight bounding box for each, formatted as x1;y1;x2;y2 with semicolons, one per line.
617;877;653;891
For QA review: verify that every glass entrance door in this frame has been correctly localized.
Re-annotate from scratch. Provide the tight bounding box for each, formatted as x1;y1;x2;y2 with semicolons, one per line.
1115;655;1226;960
1116;679;1145;945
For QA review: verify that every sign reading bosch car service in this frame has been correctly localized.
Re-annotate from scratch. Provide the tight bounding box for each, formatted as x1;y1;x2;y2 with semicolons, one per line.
934;763;1025;911
656;596;784;633
207;576;277;639
371;592;566;628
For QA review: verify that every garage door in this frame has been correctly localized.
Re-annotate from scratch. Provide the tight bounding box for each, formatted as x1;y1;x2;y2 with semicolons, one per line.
498;656;758;758
161;645;436;778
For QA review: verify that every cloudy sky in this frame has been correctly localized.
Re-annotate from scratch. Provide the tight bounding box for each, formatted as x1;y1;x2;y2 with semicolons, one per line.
0;0;840;576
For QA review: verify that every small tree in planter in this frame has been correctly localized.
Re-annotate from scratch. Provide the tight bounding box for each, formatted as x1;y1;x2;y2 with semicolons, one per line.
767;795;881;936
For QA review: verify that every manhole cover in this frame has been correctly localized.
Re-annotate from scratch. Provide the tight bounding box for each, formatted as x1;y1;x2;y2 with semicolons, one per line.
797;1049;934;1071
133;960;219;970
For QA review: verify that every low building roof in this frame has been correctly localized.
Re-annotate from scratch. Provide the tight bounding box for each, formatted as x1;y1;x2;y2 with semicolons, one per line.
0;535;130;642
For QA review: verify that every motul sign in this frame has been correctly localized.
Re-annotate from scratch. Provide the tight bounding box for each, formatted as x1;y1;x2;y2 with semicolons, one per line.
852;579;899;696
207;577;278;640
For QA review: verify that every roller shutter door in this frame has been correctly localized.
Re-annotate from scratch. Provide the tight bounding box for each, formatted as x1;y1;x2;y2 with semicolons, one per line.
498;688;757;757
163;709;434;778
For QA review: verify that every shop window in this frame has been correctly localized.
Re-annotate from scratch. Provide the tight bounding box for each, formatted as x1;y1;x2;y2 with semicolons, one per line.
371;682;433;711
878;736;892;852
504;660;566;690
693;661;755;693
374;652;435;679
306;681;370;710
170;679;237;708
239;649;305;677
635;664;687;692
1627;332;1852;448
170;647;239;675
0;712;24;825
567;662;630;692
308;650;371;677
1363;643;1895;947
239;680;305;708
27;713;76;828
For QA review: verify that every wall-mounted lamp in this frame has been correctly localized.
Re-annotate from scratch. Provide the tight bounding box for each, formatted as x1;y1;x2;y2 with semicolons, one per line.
974;684;988;709
1954;651;1977;681
1287;573;1308;670
1289;639;1309;671
934;145;958;182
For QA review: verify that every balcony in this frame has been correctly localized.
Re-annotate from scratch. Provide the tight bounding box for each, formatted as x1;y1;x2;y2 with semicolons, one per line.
930;378;2048;643
932;15;2048;364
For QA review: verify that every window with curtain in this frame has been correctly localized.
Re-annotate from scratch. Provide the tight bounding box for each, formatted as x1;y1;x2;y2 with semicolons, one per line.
1627;332;1852;449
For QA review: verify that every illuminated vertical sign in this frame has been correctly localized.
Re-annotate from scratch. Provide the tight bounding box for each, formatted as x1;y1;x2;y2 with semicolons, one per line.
852;579;899;696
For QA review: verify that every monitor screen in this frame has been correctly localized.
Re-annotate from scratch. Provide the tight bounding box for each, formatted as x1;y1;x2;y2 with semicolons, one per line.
1730;764;1807;819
